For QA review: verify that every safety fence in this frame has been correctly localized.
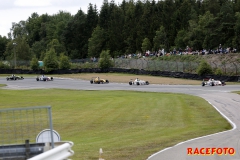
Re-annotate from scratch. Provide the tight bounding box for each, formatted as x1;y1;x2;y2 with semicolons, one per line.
2;58;240;75
0;106;56;159
113;58;240;75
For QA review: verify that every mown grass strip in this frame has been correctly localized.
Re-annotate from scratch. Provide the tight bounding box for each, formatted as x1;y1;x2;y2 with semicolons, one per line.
0;84;6;87
0;89;231;160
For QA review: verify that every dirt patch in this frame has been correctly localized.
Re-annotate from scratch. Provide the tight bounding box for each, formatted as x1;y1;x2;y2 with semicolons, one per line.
56;73;201;85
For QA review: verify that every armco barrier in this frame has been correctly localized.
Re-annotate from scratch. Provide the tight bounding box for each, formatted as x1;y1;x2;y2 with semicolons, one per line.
28;141;74;160
1;68;239;82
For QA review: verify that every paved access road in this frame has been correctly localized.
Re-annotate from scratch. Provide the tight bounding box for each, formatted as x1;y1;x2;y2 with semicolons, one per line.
0;77;240;160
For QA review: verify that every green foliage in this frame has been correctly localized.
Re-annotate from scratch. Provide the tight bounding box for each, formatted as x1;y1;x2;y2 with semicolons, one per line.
88;26;105;58
30;57;40;70
153;26;167;50
141;38;152;52
47;39;65;56
2;0;240;61
196;60;213;76
59;53;71;70
0;35;9;60
174;30;187;49
31;40;46;59
4;38;32;62
79;62;98;69
99;50;113;69
43;48;59;72
215;68;223;75
62;9;88;59
0;61;11;69
157;55;203;63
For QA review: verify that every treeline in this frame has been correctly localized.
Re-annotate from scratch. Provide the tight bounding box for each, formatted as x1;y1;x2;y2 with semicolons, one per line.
0;0;240;62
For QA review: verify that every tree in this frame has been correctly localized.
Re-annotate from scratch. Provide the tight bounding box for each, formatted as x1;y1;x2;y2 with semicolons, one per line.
141;38;151;52
30;57;40;70
15;37;32;61
233;12;240;49
107;2;125;56
197;60;213;76
153;26;167;51
4;37;32;65
123;0;137;54
31;40;46;59
47;39;65;56
174;30;187;50
43;48;59;72
59;53;71;69
99;50;113;69
86;4;99;39
198;11;216;49
88;26;106;58
0;35;9;60
217;1;235;47
25;13;42;46
62;9;88;59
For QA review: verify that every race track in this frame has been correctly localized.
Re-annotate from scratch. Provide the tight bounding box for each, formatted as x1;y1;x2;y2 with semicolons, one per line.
0;77;240;160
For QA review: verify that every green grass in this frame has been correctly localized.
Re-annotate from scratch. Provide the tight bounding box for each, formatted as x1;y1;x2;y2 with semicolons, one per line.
0;84;6;87
0;89;231;160
0;74;37;77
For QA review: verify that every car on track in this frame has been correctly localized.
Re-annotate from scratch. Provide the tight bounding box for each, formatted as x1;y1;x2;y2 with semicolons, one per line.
90;77;109;84
6;75;24;80
36;75;53;81
129;78;149;85
202;78;226;86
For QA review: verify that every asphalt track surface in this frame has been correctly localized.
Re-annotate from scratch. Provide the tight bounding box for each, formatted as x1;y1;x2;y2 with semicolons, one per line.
1;77;240;160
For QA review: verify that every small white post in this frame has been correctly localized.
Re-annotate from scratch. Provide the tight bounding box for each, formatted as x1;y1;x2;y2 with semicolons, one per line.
99;148;104;160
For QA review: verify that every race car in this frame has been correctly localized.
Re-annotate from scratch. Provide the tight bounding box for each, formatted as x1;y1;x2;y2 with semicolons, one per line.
129;78;149;85
36;75;53;81
6;75;24;80
202;78;226;86
90;77;109;84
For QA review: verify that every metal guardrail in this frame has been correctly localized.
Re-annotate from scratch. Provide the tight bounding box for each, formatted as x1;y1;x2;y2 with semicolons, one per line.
0;140;45;160
28;141;74;160
0;141;74;160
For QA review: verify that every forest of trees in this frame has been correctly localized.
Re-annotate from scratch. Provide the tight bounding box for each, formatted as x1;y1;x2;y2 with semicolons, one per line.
0;0;240;62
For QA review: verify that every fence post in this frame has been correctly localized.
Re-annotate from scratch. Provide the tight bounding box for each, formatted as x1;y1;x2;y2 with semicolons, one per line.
233;62;237;75
176;61;178;72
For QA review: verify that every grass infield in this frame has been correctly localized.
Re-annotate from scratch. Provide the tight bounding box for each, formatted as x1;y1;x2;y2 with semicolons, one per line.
0;89;231;160
0;84;6;87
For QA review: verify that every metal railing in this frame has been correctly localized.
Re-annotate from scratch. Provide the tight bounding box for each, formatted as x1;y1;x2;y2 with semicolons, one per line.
2;57;240;75
28;141;74;160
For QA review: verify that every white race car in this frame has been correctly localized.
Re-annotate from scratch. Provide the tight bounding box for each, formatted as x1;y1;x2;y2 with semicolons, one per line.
36;75;53;81
129;78;149;85
202;79;226;86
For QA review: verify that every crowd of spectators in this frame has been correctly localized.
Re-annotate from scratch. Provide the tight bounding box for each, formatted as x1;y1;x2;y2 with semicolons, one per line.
119;44;238;59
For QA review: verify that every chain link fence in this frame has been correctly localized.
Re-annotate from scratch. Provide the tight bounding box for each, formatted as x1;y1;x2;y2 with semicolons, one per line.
0;106;54;146
2;58;240;75
114;58;200;73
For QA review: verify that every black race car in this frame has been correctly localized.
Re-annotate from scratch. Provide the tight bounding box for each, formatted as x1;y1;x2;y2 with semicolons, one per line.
6;75;24;81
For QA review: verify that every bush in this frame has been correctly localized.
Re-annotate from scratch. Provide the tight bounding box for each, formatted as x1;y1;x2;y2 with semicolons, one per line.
30;57;40;70
196;60;213;76
215;68;223;76
43;48;59;72
0;61;11;69
99;50;113;69
59;54;71;70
